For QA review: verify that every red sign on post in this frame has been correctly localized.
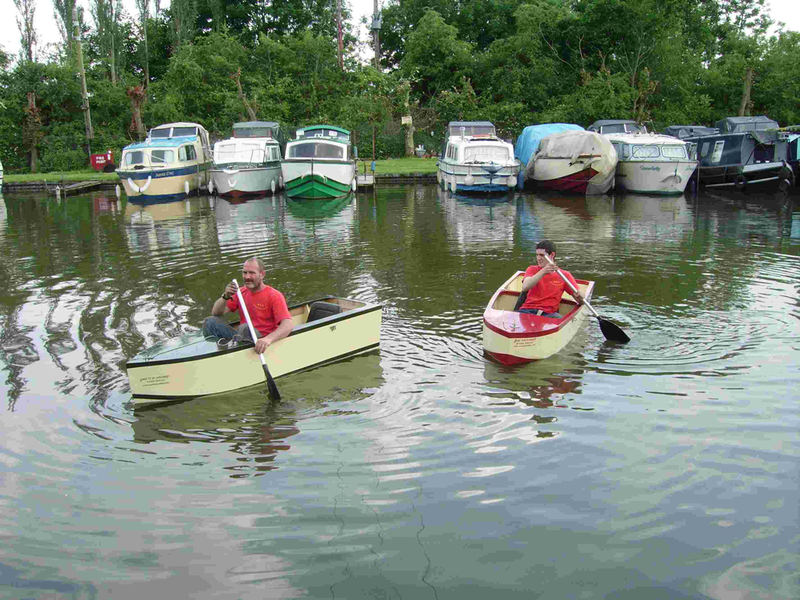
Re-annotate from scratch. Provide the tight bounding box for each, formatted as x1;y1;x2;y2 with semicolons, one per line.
90;150;115;171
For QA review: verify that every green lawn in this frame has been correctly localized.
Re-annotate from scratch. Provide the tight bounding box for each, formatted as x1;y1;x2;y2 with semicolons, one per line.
356;157;438;175
5;170;119;183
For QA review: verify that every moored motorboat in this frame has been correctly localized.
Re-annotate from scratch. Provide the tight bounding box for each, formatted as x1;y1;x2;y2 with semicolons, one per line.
281;125;357;199
482;271;594;365
127;296;381;405
209;121;284;197
514;123;584;189
437;121;520;194
603;132;696;195
117;122;212;200
528;130;617;195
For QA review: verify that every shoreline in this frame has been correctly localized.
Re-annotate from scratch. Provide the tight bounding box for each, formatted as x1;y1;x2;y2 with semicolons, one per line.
1;172;438;194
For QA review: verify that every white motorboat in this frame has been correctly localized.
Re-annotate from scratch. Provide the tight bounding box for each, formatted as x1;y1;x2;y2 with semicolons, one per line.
209;121;284;197
437;121;520;194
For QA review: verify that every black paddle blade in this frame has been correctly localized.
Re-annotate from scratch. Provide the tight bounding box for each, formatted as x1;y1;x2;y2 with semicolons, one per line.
264;367;281;401
598;318;630;343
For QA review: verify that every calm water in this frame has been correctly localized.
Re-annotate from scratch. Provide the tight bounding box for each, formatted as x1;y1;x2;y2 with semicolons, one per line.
0;185;798;599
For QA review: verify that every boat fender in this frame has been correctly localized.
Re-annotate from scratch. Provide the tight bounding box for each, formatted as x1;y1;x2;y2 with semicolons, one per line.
127;178;140;193
115;184;120;198
465;173;475;186
351;179;357;192
451;179;457;192
208;178;214;194
271;179;276;194
279;176;284;189
184;180;190;195
735;175;746;191
506;175;516;187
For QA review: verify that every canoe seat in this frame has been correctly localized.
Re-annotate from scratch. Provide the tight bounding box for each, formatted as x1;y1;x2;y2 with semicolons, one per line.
307;301;341;322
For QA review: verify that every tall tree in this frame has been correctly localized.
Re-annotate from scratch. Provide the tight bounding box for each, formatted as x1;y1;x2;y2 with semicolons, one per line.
13;0;37;63
171;0;198;48
135;0;150;85
53;0;77;60
91;0;120;83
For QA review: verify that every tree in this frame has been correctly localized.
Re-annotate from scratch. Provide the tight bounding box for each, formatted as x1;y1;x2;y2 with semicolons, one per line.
90;0;120;83
399;10;474;104
13;0;37;63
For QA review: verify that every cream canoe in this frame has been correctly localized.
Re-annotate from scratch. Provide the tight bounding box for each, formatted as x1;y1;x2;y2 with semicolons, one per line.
127;297;381;405
482;271;594;365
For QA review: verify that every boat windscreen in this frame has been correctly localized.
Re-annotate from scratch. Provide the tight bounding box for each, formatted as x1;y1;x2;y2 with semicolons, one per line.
464;145;510;163
450;124;495;137
630;145;660;159
288;142;344;159
215;142;266;164
661;145;688;159
123;150;145;165
151;149;174;164
234;126;274;138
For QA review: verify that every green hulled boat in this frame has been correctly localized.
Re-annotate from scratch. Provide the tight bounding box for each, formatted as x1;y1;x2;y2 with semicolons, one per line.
281;125;357;199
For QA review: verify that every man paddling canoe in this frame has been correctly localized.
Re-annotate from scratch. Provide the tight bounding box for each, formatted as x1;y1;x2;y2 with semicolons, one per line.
518;240;585;317
202;257;293;353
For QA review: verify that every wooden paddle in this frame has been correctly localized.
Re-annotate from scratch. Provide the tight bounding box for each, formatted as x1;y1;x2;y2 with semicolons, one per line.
233;278;281;400
543;255;630;343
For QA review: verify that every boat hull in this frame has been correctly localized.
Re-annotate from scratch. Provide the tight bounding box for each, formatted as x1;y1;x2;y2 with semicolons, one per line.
282;160;355;199
209;164;282;197
437;162;519;194
127;297;381;405
529;130;617;195
118;164;209;200
531;162;611;194
482;272;594;364
615;160;697;194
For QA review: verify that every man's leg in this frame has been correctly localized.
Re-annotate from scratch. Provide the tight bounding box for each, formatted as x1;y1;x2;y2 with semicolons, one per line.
202;316;238;340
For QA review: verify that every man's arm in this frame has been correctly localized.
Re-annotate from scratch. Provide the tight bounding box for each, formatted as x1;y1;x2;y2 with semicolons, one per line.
211;282;237;317
254;317;293;354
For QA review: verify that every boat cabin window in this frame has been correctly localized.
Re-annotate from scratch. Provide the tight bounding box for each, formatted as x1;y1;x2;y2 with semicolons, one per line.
661;145;688;159
288;142;344;159
753;143;774;163
178;145;196;162
464;145;510;163
446;144;456;160
124;150;145;165
631;145;660;159
234;126;274;138
270;146;280;160
710;140;725;163
151;149;174;164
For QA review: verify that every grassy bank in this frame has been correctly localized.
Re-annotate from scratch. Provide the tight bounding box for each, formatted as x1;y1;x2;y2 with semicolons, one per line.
5;170;119;184
356;157;438;174
3;158;439;185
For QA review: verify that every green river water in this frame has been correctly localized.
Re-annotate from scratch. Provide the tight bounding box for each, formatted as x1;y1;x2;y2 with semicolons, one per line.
0;185;798;599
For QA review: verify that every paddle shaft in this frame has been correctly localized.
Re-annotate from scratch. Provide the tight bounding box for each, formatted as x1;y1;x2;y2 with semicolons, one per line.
233;278;281;400
542;254;630;343
542;254;600;318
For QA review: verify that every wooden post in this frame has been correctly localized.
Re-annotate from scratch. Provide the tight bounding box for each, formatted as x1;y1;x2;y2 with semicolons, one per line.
73;5;94;157
336;0;343;70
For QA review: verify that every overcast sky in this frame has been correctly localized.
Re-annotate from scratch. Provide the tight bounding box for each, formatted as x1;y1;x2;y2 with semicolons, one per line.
1;0;798;62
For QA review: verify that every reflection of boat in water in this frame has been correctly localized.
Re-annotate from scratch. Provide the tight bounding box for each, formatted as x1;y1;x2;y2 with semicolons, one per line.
127;296;382;405
437;185;516;249
483;271;594;364
483;358;585;409
286;194;353;219
125;197;198;224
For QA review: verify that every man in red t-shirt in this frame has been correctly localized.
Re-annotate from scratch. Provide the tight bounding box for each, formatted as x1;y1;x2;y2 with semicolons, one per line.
519;240;585;318
202;257;293;353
